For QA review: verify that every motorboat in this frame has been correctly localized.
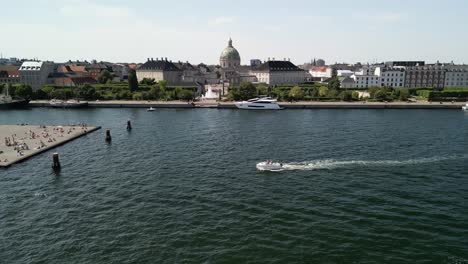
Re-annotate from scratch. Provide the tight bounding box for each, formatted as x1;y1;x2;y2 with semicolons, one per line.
256;161;284;171
147;107;155;112
235;97;282;110
462;103;468;111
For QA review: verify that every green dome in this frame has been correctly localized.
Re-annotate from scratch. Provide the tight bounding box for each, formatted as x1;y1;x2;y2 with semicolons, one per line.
220;39;240;61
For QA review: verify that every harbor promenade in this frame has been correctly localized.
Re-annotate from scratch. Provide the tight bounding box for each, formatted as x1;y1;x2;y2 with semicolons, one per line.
29;100;466;109
0;125;100;168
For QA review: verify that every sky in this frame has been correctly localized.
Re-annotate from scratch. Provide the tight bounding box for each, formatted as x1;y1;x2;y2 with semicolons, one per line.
1;0;467;65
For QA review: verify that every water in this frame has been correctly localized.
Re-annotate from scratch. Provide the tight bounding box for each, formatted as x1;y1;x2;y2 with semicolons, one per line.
1;108;467;263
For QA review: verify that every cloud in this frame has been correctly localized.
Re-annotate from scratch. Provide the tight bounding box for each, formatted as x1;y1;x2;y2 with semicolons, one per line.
210;16;235;25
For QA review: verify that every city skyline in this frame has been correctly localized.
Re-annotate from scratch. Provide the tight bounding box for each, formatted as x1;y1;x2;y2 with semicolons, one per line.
1;0;468;65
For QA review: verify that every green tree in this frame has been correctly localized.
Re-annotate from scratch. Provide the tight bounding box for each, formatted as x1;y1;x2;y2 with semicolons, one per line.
15;84;33;99
374;90;387;100
397;88;410;101
179;89;194;102
158;80;167;90
238;82;257;100
328;76;341;90
98;70;113;84
351;91;360;100
41;86;54;98
318;86;329;97
150;86;165;100
128;69;139;92
76;84;96;100
340;90;353;101
256;84;268;96
140;78;156;86
289;86;304;101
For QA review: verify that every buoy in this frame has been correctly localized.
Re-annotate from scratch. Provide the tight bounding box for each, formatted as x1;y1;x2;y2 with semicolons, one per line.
52;153;61;169
105;129;112;142
127;120;132;130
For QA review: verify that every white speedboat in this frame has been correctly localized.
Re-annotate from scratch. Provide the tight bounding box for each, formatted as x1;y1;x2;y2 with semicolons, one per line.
462;103;468;111
235;97;282;110
256;161;284;171
147;107;155;112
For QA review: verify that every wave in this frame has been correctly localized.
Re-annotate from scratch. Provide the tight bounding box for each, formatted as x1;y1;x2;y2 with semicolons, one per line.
279;155;468;171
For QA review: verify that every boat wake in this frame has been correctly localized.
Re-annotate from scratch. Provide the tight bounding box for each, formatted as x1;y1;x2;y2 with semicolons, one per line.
267;155;468;171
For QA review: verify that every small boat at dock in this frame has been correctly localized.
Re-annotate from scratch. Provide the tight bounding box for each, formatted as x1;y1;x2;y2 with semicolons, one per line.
462;103;468;111
147;107;155;111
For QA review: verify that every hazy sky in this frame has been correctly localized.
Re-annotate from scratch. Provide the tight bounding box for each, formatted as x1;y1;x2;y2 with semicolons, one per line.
1;0;467;65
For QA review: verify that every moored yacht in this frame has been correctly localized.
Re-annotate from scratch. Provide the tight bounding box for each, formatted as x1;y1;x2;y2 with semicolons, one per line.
235;97;282;110
0;88;29;109
49;99;88;108
462;103;468;111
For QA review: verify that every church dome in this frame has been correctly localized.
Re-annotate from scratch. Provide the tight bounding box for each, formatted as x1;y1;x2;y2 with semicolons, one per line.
220;38;241;68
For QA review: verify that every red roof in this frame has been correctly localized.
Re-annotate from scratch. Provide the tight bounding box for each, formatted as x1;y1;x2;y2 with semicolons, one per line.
310;66;329;72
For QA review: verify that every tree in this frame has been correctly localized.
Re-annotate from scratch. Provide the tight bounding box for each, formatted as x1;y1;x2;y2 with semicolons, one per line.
15;84;33;99
179;89;194;102
397;88;410;101
256;84;268;96
158;80;167;90
238;82;256;100
128;69;139;92
140;78;156;86
327;76;341;90
318;86;329;97
76;84;96;100
340;90;353;101
289;86;304;101
150;86;165;100
98;70;113;84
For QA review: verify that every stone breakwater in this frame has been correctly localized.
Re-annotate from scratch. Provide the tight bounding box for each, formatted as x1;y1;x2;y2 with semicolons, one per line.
0;124;100;168
29;100;465;109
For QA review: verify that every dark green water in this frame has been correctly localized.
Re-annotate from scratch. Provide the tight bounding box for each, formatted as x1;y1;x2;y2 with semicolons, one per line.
1;108;467;264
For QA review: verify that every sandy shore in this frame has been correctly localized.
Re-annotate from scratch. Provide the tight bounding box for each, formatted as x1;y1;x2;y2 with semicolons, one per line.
0;124;99;167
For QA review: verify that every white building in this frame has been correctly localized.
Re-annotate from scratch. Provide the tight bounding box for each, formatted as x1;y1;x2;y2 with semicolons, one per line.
309;66;332;82
337;70;354;77
445;66;468;87
375;67;406;87
19;61;54;90
251;60;307;85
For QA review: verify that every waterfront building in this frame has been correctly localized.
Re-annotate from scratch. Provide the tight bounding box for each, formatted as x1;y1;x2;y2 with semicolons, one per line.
219;38;241;68
309;66;332;82
250;59;262;67
250;60;307;85
375;67;405;87
404;63;446;89
445;65;468;87
19;61;54;90
0;66;20;84
340;77;356;89
136;58;181;84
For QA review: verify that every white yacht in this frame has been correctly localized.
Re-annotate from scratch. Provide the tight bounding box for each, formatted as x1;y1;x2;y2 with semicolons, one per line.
49;99;88;108
462;103;468;111
235;97;282;110
147;107;155;112
256;161;284;171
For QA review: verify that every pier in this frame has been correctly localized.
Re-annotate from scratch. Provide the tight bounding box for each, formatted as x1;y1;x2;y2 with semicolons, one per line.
0;125;101;168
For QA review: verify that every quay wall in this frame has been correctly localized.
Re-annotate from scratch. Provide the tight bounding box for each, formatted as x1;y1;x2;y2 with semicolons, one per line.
28;101;464;109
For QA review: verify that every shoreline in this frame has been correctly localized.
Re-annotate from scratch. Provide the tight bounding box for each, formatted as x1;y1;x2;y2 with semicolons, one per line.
27;100;466;109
